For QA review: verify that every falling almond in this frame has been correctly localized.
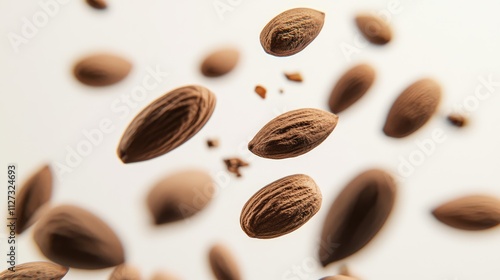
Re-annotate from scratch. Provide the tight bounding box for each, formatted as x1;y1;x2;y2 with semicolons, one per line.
208;243;242;280
201;47;240;77
0;262;68;280
355;13;392;45
73;53;132;86
109;264;141;280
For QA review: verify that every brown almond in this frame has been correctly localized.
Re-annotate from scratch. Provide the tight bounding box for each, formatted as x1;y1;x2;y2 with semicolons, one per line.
86;0;107;9
208;243;242;280
248;108;338;159
118;85;216;163
355;14;392;45
320;276;357;280
319;169;397;266
284;72;303;82
254;85;267;99
109;264;141;280
201;48;239;77
74;53;131;86
432;195;500;230
383;78;441;138
147;170;214;225
151;272;181;280
328;64;376;114
33;204;125;269
240;174;321;238
0;261;68;280
260;8;325;56
223;157;249;178
447;113;467;127
15;164;52;234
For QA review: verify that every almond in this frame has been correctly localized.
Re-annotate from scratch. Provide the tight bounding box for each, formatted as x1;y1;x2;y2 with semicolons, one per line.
383;78;441;138
73;53;131;86
118;85;216;163
151;272;181;280
109;264;141;280
208;243;242;280
432;195;500;230
33;204;125;269
355;13;392;45
248;108;338;159
260;8;325;56
201;47;240;77
320;276;357;280
240;174;321;238
0;261;68;280
319;169;397;266
447;113;467;127
328;64;376;114
86;0;107;9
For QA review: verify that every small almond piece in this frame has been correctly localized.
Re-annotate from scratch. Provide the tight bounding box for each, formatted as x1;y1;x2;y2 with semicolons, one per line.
201;48;240;77
208;244;242;280
223;158;249;177
355;14;392;45
109;264;141;280
207;138;220;148
0;262;68;280
74;53;131;86
284;72;303;82
432;195;500;230
447;113;467;127
255;85;267;99
86;0;107;9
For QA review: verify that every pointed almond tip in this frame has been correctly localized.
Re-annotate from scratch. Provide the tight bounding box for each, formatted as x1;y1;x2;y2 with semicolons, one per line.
117;149;129;163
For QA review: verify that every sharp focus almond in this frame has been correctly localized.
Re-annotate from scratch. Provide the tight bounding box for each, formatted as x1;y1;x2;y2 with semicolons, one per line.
432;195;500;230
319;169;396;266
33;205;125;269
0;261;68;280
248;108;338;159
240;174;322;238
208;243;242;280
383;78;441;138
73;53;131;86
147;170;214;225
328;64;376;113
260;8;325;56
109;264;141;280
118;85;216;163
16;164;52;234
201;48;240;77
355;13;392;45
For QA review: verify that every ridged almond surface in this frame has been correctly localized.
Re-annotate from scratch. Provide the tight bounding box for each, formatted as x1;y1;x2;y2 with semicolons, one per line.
208;243;242;280
248;108;338;159
240;174;322;238
109;264;141;280
118;85;216;163
201;48;240;77
33;205;125;269
0;261;68;280
260;8;325;56
73;53;131;86
355;14;392;45
432;195;500;230
383;79;441;138
328;64;376;114
319;169;396;266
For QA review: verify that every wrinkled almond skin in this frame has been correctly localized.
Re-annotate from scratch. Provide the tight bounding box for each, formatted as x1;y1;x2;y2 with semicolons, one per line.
432;195;500;230
260;8;325;56
0;261;68;280
73;53;131;86
328;64;376;114
118;85;216;163
208;244;242;280
383;78;441;138
248;108;338;159
15;164;52;234
109;264;141;280
147;170;214;225
86;0;107;9
355;14;392;45
33;205;125;269
319;169;397;266
240;174;322;238
201;48;240;77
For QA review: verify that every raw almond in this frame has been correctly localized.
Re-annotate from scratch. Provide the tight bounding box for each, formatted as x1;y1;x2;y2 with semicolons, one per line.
328;64;376;114
73;53;131;86
33;204;125;269
260;8;325;56
0;261;68;280
118;85;216;163
208;243;242;280
447;113;467;127
86;0;107;9
432;195;500;230
320;276;357;280
109;264;141;280
201;47;240;77
240;174;321;238
319;169;397;266
147;170;214;225
355;13;392;45
383;78;441;138
16;164;52;234
248;108;338;159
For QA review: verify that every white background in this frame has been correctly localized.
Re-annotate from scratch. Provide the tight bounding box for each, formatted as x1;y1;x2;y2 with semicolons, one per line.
1;0;500;279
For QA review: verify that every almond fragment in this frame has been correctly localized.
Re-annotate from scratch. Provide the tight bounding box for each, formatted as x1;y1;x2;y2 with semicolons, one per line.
223;158;249;177
255;85;267;99
284;72;303;82
447;113;467;127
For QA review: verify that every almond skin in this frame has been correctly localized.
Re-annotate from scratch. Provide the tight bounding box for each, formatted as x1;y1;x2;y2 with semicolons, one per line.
260;8;325;56
86;0;107;9
118;85;216;163
73;53;131;86
248;108;338;159
383;78;441;138
328;64;376;114
201;48;240;77
208;243;242;280
0;261;68;280
240;174;322;238
33;205;125;269
109;264;141;280
355;14;392;45
319;169;397;266
432;195;500;230
15;164;52;234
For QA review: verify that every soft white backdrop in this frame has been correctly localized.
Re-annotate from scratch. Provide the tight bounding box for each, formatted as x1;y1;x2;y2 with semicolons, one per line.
1;0;500;279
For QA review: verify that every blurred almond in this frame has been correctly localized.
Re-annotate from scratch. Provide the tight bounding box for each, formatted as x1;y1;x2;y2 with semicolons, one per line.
0;261;68;280
74;53;131;86
109;264;141;280
86;0;107;9
208;243;242;280
201;48;239;77
355;13;392;45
